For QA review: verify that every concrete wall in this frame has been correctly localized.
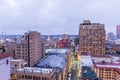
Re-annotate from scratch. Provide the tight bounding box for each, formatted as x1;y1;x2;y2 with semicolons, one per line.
92;57;111;63
0;57;10;80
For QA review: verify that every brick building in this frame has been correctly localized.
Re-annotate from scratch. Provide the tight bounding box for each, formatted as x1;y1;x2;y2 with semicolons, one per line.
79;20;105;55
15;31;44;67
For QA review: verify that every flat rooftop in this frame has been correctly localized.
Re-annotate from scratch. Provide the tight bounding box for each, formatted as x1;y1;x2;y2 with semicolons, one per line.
94;63;120;74
17;67;53;74
80;55;93;67
10;59;23;62
94;61;120;68
36;55;66;69
0;53;10;60
45;48;70;54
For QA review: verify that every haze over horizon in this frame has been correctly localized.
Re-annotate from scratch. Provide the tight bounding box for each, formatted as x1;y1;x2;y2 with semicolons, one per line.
0;0;120;35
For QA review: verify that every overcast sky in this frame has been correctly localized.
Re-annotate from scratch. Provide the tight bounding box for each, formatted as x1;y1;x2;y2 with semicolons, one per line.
0;0;120;35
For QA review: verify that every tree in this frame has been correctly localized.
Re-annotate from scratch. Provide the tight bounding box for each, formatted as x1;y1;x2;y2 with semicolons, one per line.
2;46;6;53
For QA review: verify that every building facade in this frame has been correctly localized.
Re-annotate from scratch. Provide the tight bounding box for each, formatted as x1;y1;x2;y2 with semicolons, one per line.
11;48;72;80
94;64;120;80
0;53;10;80
15;31;44;67
116;25;120;39
5;39;16;58
10;59;26;69
107;32;114;40
79;20;105;55
11;67;56;80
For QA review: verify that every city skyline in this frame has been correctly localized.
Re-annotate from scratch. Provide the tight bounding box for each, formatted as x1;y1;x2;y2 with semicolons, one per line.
0;0;120;35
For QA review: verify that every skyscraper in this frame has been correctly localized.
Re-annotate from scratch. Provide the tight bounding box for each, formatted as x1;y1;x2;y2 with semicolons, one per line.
116;25;120;39
79;20;105;55
15;31;44;67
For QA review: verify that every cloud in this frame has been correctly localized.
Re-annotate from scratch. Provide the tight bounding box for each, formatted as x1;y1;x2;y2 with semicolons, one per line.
0;0;120;35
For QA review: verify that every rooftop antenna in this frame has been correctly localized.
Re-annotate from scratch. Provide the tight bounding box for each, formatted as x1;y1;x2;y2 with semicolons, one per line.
1;32;3;39
4;27;6;40
84;10;89;21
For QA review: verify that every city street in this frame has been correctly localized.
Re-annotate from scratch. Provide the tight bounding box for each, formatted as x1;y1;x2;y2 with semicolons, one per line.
71;56;80;80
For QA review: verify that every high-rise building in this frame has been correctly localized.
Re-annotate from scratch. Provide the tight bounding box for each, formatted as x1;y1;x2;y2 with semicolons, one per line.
15;31;44;67
79;20;105;55
116;25;120;39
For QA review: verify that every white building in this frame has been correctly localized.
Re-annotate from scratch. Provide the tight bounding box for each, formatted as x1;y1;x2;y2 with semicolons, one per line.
92;55;112;63
10;59;26;69
80;54;93;68
0;53;10;80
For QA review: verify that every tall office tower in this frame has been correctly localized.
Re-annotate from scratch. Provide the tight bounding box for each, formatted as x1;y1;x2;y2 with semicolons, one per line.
116;25;120;39
15;31;44;67
79;20;105;55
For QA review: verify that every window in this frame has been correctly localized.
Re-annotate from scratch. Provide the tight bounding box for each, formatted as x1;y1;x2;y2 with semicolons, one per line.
6;59;9;65
21;64;23;68
15;64;17;67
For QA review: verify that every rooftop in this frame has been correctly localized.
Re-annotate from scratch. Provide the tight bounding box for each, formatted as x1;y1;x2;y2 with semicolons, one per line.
19;67;52;74
95;63;120;68
81;66;97;80
15;67;53;74
94;62;120;74
10;59;24;62
92;55;111;58
80;55;93;67
36;55;66;69
45;48;70;54
0;53;10;60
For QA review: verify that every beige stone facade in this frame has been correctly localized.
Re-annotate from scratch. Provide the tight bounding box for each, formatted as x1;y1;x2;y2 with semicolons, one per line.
15;31;44;67
94;66;120;80
79;20;105;55
10;59;26;69
11;67;56;80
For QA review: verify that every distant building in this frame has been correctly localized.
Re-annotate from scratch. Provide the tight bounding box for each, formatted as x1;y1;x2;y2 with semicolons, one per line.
58;39;71;48
107;32;114;40
46;38;58;48
79;20;105;55
58;34;71;48
15;31;44;67
5;39;16;58
0;53;10;80
116;25;120;39
0;39;4;46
